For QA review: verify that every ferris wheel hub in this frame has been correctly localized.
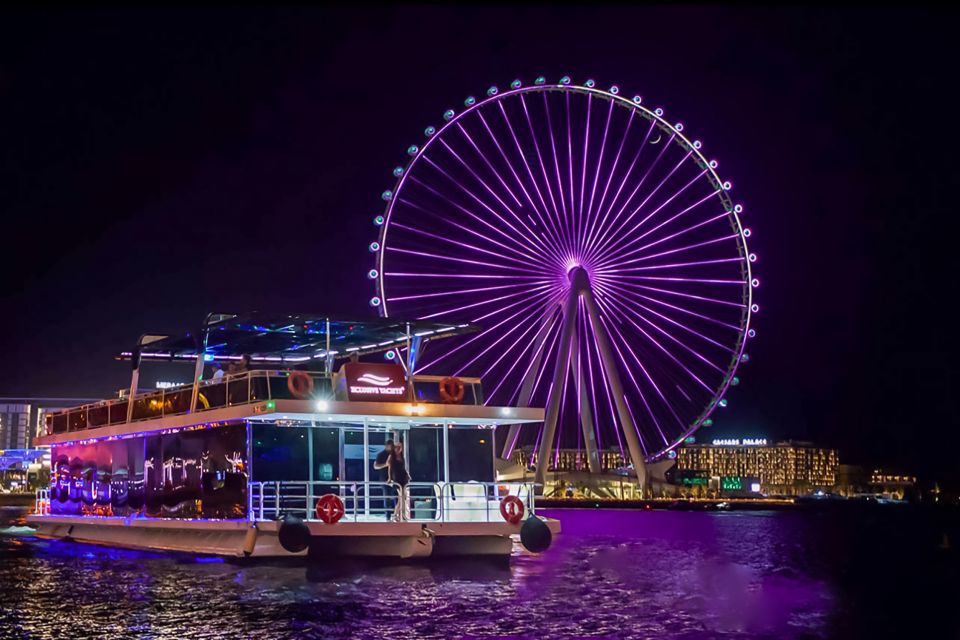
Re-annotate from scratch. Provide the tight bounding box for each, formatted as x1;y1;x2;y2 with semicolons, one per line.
567;266;592;292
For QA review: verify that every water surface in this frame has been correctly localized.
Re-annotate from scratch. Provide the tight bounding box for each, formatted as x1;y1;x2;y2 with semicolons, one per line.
1;506;956;639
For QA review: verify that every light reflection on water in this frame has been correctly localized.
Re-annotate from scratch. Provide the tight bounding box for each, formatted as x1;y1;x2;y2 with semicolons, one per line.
1;506;954;639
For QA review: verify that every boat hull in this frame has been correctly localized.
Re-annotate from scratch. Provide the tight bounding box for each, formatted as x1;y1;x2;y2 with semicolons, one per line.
26;515;560;559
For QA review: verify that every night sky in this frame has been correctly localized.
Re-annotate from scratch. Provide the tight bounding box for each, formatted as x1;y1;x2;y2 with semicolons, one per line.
1;8;955;487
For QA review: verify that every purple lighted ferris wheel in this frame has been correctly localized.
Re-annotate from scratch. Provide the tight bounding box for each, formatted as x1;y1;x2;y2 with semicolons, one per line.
367;76;756;484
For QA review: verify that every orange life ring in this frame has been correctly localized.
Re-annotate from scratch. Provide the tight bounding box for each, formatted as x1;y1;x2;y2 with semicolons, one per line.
315;493;345;524
438;377;465;404
287;371;315;399
500;495;524;524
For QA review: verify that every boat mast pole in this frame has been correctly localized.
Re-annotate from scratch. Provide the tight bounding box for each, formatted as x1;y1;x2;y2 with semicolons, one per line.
363;417;370;517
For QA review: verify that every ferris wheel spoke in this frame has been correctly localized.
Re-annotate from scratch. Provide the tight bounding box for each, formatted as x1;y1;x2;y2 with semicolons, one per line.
385;245;547;274
435;137;528;225
508;309;563;407
406;174;546;261
610;282;747;309
578;298;606;454
486;307;560;404
518;94;570;256
453;122;524;210
390;220;550;273
474;111;565;260
581;306;627;456
417;282;555;321
540;92;573;250
586;146;697;263
583;107;635;254
597;255;745;275
594;273;745;332
396;196;554;267
416;158;544;255
595;310;674;448
576;91;593;250
416;293;556;372
493;104;570;261
386;280;544;303
583;130;676;261
595;291;715;393
457;300;553;377
564;92;579;251
596;281;734;362
603;227;742;270
598;307;688;440
583;117;658;257
584;97;615;243
594;173;717;264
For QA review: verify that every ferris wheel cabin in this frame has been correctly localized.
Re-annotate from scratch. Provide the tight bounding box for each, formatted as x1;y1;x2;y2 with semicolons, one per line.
28;312;558;559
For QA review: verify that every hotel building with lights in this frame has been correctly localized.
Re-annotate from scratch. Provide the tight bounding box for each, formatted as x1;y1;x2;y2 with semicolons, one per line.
676;438;839;495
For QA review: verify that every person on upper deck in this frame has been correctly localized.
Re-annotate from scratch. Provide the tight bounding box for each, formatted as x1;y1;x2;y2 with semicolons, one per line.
210;361;224;381
230;354;251;374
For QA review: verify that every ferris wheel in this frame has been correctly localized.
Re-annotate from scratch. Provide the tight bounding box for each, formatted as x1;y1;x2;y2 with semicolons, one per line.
367;76;756;484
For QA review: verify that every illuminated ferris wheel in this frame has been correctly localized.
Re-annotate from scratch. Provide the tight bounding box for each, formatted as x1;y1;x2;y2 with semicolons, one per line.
367;76;756;484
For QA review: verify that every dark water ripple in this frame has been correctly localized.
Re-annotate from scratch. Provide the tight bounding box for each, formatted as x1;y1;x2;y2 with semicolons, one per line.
1;506;957;639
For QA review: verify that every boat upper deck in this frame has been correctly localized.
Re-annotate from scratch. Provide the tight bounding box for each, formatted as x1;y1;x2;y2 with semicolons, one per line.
37;368;543;446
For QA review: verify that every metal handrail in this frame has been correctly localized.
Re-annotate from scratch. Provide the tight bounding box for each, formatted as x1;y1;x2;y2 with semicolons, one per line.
35;488;50;515
247;480;539;524
45;369;333;435
248;480;400;522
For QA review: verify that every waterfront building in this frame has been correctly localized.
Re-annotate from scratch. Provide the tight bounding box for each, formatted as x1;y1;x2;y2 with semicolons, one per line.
0;404;33;449
676;438;839;496
0;399;100;449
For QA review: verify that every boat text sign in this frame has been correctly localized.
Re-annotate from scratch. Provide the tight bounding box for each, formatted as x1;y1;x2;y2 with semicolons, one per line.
343;363;407;402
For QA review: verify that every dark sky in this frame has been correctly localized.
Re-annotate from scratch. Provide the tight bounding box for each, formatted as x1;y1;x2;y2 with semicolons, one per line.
1;7;955;486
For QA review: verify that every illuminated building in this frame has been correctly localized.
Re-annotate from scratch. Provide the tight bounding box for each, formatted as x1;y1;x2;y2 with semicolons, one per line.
676;439;838;495
510;446;629;473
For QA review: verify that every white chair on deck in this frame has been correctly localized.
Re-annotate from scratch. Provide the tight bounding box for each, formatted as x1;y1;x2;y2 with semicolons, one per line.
443;481;490;522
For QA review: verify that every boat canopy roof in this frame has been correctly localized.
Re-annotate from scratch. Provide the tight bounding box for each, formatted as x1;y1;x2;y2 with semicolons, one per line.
117;312;477;364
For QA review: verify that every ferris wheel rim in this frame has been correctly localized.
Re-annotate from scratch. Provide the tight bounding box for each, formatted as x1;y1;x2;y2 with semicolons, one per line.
369;78;755;461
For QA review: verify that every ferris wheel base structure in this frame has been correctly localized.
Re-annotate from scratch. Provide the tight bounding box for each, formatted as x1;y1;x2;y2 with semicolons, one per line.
503;266;649;490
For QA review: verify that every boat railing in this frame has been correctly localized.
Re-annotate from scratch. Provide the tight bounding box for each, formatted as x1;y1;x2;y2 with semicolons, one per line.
248;480;538;524
43;370;487;437
249;481;400;522
44;369;333;436
35;488;50;515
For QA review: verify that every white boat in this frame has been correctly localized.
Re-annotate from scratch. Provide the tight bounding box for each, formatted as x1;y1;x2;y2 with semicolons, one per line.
29;312;559;559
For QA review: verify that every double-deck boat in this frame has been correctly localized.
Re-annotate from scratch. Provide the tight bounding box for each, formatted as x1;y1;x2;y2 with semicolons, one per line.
29;312;558;559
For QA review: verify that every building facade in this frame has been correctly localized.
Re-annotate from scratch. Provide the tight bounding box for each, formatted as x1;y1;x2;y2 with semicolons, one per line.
0;404;37;449
676;439;839;495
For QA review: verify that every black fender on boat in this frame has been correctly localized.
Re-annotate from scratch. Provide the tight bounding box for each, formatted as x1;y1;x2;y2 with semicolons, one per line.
520;516;552;553
277;515;310;553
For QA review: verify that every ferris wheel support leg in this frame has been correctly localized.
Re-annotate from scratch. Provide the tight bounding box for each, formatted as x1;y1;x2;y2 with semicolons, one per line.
502;307;558;461
570;322;601;474
534;291;579;486
580;286;649;496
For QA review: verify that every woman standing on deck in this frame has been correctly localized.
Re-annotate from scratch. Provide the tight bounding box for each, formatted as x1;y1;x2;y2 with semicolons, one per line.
389;443;410;521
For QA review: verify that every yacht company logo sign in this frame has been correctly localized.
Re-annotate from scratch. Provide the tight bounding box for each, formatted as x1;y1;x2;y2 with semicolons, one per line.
343;363;407;401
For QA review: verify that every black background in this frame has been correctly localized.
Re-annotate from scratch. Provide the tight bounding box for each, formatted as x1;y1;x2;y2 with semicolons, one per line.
1;7;955;488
